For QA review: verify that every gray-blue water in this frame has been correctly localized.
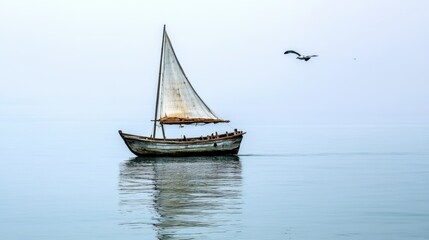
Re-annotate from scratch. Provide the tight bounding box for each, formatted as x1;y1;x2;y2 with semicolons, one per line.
1;121;428;239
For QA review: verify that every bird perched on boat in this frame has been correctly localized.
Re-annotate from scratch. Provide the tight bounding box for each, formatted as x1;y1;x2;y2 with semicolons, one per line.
284;50;318;61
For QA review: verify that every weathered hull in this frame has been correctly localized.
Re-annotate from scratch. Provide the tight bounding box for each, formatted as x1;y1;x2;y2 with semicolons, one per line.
119;130;245;157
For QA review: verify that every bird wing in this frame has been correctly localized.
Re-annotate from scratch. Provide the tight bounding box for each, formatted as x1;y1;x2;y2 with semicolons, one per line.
309;55;318;57
284;50;301;56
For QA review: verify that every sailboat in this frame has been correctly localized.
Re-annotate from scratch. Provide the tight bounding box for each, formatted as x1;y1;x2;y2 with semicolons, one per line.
119;26;245;156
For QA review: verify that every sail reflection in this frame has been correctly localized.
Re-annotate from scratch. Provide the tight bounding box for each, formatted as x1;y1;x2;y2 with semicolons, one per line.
118;156;242;239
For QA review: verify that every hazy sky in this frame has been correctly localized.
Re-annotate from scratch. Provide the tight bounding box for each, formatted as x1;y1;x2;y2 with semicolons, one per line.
1;0;428;125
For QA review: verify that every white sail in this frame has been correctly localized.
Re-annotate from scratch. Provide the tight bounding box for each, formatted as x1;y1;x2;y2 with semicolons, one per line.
158;30;228;125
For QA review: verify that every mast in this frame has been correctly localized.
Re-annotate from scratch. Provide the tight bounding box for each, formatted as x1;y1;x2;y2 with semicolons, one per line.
152;25;166;138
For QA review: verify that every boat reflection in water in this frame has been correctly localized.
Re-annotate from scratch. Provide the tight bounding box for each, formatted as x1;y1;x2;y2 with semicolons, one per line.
118;156;242;239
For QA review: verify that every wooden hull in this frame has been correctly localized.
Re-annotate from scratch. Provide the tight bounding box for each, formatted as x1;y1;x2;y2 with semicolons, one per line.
119;130;245;157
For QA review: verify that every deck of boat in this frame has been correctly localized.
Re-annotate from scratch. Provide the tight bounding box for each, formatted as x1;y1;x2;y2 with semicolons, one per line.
119;130;245;142
119;130;245;157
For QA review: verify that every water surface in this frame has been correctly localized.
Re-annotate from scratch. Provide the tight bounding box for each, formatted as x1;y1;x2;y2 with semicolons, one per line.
1;121;428;239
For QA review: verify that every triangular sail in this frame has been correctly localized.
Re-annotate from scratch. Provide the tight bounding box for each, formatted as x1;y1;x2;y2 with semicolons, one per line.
157;30;228;125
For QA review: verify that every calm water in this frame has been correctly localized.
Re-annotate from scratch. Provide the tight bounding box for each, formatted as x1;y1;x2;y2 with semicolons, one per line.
1;121;429;239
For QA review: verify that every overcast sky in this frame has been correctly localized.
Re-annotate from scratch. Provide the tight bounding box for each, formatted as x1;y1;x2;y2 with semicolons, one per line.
1;0;428;125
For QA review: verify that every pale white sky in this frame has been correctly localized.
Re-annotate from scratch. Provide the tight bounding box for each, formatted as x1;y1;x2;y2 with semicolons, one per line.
1;0;428;125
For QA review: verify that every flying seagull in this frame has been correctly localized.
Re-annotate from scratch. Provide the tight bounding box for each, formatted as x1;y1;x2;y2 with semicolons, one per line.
284;50;318;61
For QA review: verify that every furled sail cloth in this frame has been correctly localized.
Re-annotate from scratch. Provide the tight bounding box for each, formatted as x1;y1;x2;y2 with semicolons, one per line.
158;31;229;125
